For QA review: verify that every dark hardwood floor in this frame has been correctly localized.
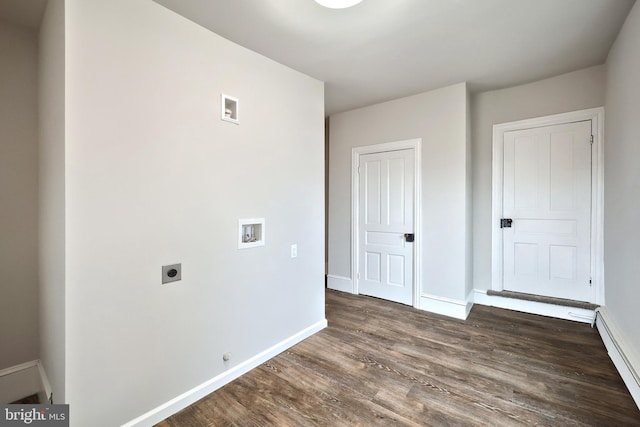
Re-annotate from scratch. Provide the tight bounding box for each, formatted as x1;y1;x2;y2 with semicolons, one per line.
157;289;640;426
10;394;39;404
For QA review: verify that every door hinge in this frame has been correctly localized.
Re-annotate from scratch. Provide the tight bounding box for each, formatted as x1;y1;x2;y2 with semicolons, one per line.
590;135;594;144
357;273;360;280
589;277;592;285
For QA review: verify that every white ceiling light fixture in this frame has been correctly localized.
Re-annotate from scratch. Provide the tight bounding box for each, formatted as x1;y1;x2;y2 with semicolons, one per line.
314;0;363;9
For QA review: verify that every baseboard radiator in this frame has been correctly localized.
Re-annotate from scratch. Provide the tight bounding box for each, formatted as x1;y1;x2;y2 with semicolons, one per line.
595;307;640;409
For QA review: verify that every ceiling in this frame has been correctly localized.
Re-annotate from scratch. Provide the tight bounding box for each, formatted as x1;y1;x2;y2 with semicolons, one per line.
0;0;47;31
0;0;634;114
155;0;635;115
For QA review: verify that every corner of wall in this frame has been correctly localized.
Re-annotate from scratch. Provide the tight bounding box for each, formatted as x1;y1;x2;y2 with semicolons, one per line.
465;83;473;297
38;0;66;404
419;292;472;320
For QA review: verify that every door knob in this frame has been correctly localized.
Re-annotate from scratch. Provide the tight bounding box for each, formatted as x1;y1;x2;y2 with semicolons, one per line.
404;233;415;242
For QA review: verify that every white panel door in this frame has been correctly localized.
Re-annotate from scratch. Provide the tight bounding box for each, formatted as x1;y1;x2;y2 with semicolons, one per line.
358;149;414;305
502;120;592;302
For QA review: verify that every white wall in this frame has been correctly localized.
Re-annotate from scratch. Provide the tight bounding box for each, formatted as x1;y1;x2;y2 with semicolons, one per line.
471;65;606;290
604;1;640;364
0;20;39;371
465;87;473;298
63;0;324;425
328;83;470;303
38;0;66;403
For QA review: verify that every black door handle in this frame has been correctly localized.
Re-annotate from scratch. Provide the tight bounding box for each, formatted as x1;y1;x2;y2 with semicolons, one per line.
404;233;415;242
500;218;513;228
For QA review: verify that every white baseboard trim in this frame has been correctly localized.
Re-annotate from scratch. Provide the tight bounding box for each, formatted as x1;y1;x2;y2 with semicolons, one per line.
419;292;472;320
122;319;328;427
37;361;52;404
0;360;43;403
596;307;640;409
473;289;596;324
327;274;354;294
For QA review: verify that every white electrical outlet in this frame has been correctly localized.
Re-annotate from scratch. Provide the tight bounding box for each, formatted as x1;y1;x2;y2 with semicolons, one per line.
291;244;298;258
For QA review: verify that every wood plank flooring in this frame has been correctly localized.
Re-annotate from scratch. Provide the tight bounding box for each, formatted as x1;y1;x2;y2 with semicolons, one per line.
157;289;640;426
10;394;39;404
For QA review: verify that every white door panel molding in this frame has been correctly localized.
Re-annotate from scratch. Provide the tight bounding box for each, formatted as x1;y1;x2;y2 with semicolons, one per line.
352;139;422;307
492;108;604;304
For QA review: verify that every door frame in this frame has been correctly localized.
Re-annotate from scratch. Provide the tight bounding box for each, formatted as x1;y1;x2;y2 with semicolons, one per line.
491;107;605;304
352;139;422;308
